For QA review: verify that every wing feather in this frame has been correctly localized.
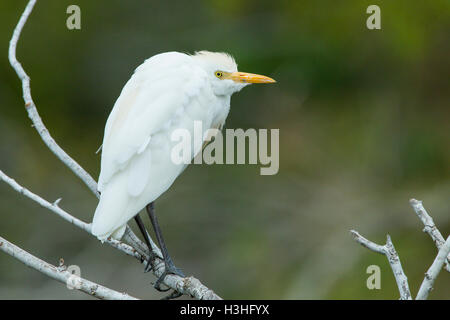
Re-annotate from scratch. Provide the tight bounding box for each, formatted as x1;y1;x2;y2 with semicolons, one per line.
127;147;152;197
97;52;208;192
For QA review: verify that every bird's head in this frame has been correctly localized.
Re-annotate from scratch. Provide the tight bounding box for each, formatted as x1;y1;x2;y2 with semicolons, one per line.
192;51;276;96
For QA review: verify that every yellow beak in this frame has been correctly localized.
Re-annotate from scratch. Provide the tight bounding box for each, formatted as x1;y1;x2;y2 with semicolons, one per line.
230;72;276;84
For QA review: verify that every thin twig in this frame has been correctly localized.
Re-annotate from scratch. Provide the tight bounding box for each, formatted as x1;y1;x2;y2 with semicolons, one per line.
350;230;412;300
0;236;137;300
8;0;99;196
416;236;450;300
409;198;450;272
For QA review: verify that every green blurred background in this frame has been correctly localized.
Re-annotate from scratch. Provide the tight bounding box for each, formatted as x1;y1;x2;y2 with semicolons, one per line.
0;0;449;299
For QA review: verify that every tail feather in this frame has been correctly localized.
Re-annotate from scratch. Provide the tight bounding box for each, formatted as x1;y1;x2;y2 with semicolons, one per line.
92;178;131;241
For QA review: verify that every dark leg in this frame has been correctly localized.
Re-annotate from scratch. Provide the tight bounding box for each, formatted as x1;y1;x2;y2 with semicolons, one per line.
134;214;157;272
146;202;185;291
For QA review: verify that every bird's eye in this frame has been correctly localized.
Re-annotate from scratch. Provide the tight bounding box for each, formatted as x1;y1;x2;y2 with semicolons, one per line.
215;71;223;79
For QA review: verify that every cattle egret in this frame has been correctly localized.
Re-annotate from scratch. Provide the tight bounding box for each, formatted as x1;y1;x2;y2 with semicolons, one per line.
91;51;275;289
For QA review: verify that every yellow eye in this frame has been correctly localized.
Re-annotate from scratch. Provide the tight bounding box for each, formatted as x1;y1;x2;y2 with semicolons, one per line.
215;71;223;78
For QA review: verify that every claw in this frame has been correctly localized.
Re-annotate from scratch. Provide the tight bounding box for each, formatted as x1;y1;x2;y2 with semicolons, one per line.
153;275;171;292
153;262;185;292
143;249;159;273
144;255;155;273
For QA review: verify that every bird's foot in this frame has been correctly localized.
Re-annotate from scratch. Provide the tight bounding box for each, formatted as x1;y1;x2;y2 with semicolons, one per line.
153;262;185;292
143;252;158;273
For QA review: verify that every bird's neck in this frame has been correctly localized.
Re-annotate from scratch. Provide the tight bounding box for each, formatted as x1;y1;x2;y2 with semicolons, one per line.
212;95;231;129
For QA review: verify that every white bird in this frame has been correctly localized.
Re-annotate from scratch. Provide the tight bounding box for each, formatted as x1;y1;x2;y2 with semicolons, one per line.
91;51;275;288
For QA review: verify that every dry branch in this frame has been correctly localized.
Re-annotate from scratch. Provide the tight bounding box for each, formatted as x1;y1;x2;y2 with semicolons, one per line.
350;231;412;300
0;236;137;300
409;199;450;272
416;236;450;300
351;199;449;300
8;0;99;196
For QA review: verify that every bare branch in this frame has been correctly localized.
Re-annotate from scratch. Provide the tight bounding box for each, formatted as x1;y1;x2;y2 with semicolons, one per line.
409;198;450;272
121;228;222;300
0;169;221;300
8;0;99;196
0;169;90;232
352;199;449;300
416;236;450;300
0;169;139;261
350;230;412;300
0;236;137;300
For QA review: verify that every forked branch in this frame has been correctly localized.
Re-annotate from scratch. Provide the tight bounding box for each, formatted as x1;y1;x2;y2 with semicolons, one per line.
351;200;449;300
350;231;412;300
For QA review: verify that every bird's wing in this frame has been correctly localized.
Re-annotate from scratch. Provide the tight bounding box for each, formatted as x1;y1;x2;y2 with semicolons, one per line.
97;52;208;193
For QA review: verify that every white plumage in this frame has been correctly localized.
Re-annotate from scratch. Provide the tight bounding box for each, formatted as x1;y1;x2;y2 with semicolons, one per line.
91;51;274;241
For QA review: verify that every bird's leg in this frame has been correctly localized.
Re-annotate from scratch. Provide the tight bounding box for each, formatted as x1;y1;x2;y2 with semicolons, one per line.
134;214;157;272
146;202;185;292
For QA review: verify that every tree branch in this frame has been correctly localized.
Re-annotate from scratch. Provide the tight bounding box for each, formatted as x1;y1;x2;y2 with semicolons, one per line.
0;167;221;300
409;198;450;272
416;236;450;300
351;199;449;299
4;0;221;300
350;230;412;300
0;236;137;300
8;0;99;197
